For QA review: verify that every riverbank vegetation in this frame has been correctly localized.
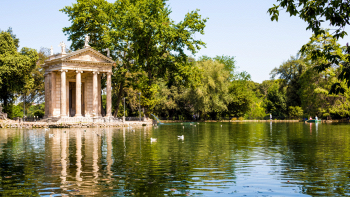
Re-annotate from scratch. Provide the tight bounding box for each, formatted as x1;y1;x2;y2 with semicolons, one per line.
1;0;350;120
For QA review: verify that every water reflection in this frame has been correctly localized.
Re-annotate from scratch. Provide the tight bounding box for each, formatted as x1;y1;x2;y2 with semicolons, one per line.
0;123;350;196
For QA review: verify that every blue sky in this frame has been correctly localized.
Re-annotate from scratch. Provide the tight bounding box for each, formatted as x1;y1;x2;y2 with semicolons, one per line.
1;0;347;83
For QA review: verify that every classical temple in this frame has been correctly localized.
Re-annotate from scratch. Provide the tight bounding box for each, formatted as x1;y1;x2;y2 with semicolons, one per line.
42;37;115;122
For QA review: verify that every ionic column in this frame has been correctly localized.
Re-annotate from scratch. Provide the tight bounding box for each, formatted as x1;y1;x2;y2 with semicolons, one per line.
50;72;56;117
44;73;49;118
75;71;83;117
93;71;99;117
60;70;68;117
106;72;112;117
98;75;102;116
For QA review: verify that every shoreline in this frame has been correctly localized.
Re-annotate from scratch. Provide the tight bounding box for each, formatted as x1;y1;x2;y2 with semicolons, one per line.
159;119;347;123
1;119;349;129
0;120;153;129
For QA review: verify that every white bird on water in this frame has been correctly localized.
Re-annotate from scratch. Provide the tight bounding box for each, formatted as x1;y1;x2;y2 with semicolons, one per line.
44;128;50;131
183;126;184;129
221;125;222;127
150;138;157;143
178;135;184;140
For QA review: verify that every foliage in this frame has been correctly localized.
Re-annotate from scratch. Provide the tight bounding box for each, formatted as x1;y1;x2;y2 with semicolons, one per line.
265;80;287;117
269;1;350;91
288;106;303;119
33;110;45;118
244;97;266;119
300;30;350;94
226;79;253;117
0;29;39;113
199;55;236;80
4;104;23;119
27;103;45;118
270;55;308;108
299;65;350;119
188;60;232;119
268;0;350;40
25;48;48;104
61;0;207;116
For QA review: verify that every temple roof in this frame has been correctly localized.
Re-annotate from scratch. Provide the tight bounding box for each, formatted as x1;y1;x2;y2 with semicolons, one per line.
43;47;115;66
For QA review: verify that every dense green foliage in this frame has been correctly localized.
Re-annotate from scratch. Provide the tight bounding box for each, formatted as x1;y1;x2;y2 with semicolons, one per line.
61;0;207;116
3;1;350;121
0;28;41;119
269;0;350;94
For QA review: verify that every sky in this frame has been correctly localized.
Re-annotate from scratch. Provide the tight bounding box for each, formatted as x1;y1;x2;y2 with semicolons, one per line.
0;0;348;83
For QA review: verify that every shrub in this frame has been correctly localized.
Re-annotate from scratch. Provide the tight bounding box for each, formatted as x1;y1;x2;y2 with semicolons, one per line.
289;106;303;119
34;110;45;118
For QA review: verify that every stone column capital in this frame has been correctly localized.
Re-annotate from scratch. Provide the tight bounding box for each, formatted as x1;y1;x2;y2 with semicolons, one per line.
107;71;113;75
60;69;68;73
76;70;83;74
93;71;100;75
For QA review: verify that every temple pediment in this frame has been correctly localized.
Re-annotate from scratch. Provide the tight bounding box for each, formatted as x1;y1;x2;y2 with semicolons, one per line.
62;48;114;64
44;47;115;65
66;51;108;62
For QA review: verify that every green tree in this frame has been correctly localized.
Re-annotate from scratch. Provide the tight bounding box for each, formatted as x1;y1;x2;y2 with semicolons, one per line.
10;104;23;119
188;60;232;119
266;80;287;117
227;75;254;118
297;30;350;119
299;65;350;119
269;1;350;91
301;30;349;94
270;55;308;108
199;55;236;80
0;29;38;114
269;0;350;40
288;106;303;119
198;55;252;118
61;0;207;116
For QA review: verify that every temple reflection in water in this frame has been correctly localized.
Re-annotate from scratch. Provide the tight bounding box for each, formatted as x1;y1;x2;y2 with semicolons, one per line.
1;123;350;196
46;128;122;196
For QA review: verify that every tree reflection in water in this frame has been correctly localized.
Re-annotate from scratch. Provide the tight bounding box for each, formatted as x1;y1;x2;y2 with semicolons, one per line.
0;123;350;196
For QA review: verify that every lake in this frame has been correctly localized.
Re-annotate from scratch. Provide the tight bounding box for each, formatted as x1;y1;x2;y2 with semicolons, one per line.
0;122;350;196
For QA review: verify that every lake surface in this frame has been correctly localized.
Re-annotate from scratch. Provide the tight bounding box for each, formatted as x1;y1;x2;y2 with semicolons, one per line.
0;122;350;196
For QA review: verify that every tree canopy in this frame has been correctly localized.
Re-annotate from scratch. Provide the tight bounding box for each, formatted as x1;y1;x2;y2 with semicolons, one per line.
61;0;208;115
0;29;38;117
269;1;350;93
268;0;350;40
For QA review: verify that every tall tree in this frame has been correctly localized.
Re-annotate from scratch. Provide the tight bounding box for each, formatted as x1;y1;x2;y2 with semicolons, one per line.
268;0;350;40
266;80;287;117
299;30;350;119
268;1;350;91
270;55;308;108
0;29;38;116
61;0;207;116
188;60;232;119
301;30;349;94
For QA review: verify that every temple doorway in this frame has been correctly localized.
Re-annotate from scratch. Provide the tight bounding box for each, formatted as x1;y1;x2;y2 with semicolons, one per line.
69;82;85;117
